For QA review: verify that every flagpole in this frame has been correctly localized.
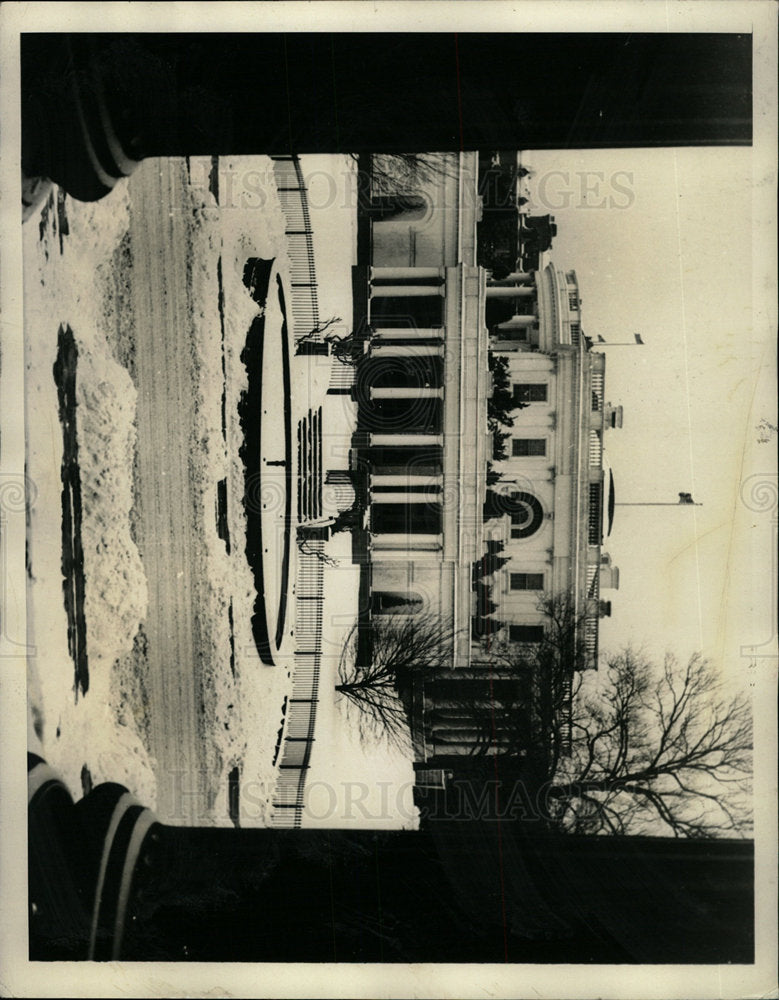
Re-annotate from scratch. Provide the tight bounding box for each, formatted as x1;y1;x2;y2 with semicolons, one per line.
614;493;702;507
614;502;703;506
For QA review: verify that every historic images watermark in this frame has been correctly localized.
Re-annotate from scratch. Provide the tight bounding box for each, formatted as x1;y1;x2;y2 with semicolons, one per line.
523;170;635;211
161;769;615;826
186;155;637;215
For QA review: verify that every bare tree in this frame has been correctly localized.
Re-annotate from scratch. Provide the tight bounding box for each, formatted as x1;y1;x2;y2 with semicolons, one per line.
324;330;364;367
301;316;342;340
336;588;752;837
295;317;368;367
360;152;457;196
469;592;753;837
547;649;753;837
335;613;454;753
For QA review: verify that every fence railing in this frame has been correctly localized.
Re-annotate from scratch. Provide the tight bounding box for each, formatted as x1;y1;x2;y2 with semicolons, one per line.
271;155;321;343
268;154;327;828
328;359;356;392
271;538;325;827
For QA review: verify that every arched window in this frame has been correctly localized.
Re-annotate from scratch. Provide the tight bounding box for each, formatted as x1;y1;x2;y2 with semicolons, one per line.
506;491;544;539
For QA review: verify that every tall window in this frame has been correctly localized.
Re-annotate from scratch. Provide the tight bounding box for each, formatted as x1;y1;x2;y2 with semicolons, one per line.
509;624;545;643
510;573;544;591
513;383;547;405
568;292;579;311
512;438;546;457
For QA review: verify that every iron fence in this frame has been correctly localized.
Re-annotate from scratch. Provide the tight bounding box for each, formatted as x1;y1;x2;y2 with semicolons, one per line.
271;539;325;827
271;156;321;343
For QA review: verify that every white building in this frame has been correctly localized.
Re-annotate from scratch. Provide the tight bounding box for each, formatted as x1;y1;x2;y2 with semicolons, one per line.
343;153;620;770
482;261;620;664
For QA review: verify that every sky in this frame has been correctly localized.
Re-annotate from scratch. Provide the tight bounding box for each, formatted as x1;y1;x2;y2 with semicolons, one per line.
520;146;776;681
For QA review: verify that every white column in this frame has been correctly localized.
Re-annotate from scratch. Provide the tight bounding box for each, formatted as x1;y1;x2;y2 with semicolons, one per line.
485;286;535;299
372;534;442;549
430;740;479;755
371;267;444;281
372;327;444;341
370;548;441;561
370;285;445;298
370;433;443;447
371;474;443;487
369;343;443;358
370;492;441;504
487;271;533;285
370;386;444;400
496;314;536;330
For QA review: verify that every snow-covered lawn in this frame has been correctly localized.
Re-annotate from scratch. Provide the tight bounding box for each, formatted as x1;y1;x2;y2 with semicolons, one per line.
25;152;418;830
24;179;156;803
23;155;353;825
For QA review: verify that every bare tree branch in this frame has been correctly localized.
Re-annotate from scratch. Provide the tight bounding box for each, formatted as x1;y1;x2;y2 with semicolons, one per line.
296;537;339;566
547;646;753;837
335;613;455;754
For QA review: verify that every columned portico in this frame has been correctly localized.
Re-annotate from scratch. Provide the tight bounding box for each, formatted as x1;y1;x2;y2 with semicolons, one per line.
354;260;487;670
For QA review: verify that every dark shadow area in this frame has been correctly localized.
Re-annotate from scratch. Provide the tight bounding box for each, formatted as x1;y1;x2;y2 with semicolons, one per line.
21;34;751;201
238;263;292;664
52;323;89;697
